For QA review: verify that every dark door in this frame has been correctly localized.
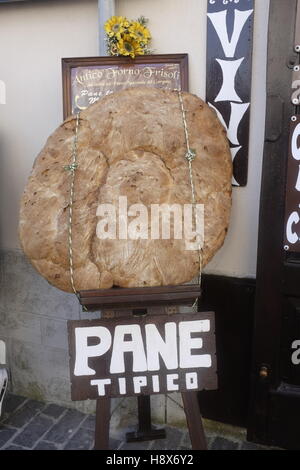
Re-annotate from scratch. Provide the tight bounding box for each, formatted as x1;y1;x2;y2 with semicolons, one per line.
248;0;300;450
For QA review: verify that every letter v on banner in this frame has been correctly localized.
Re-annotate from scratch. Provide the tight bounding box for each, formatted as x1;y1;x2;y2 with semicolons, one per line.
206;0;254;187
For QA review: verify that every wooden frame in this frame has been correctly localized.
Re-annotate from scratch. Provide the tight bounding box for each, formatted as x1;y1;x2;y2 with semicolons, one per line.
62;54;189;119
79;285;200;311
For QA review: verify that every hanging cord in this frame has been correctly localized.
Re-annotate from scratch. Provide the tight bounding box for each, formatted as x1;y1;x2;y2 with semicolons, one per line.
177;89;203;309
64;112;80;297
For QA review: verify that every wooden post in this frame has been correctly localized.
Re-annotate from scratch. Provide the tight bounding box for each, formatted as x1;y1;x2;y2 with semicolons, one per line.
98;0;115;56
94;397;111;450
182;392;207;450
126;395;166;442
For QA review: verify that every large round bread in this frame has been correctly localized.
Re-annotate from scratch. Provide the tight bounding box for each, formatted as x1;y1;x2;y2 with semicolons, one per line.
19;87;232;293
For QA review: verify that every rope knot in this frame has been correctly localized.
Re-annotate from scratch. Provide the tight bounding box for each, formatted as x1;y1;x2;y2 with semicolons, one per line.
64;163;78;172
185;148;196;162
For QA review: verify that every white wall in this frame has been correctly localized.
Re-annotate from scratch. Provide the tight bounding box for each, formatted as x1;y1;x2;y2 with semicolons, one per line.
0;0;270;279
0;0;99;250
116;0;207;98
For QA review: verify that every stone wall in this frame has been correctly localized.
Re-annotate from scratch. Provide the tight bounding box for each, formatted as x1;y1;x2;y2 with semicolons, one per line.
0;249;187;429
0;250;82;406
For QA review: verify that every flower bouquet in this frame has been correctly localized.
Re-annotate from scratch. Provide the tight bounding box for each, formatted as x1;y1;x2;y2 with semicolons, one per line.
104;15;152;59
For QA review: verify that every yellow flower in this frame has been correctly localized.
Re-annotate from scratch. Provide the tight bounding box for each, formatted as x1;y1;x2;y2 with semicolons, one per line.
105;16;127;39
129;21;151;43
117;34;144;58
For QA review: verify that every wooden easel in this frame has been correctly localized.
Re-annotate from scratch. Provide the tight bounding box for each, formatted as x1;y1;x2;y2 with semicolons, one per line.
79;285;208;450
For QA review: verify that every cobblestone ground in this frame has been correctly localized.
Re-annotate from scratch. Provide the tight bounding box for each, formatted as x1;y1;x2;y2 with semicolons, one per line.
0;393;273;450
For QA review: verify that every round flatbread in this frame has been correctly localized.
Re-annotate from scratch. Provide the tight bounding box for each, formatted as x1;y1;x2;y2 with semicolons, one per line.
19;87;232;292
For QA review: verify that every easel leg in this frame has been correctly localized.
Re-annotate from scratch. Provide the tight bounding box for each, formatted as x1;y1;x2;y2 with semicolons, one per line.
126;395;166;442
94;397;111;450
137;395;152;433
182;392;207;450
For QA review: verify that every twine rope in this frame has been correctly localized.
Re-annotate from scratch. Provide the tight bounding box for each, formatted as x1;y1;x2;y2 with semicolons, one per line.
177;89;203;305
64;112;80;295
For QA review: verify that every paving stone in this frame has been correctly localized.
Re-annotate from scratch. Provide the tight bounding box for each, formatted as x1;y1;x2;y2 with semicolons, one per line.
81;414;96;430
181;442;192;450
210;436;239;450
109;437;122;450
0;392;281;452
42;404;66;419
181;431;191;448
3;399;44;428
120;440;152;450
64;427;94;450
206;437;213;448
13;414;54;448
177;436;210;450
34;440;58;450
2;394;27;414
0;426;18;446
150;427;183;450
4;444;27;450
241;441;265;450
44;409;86;444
